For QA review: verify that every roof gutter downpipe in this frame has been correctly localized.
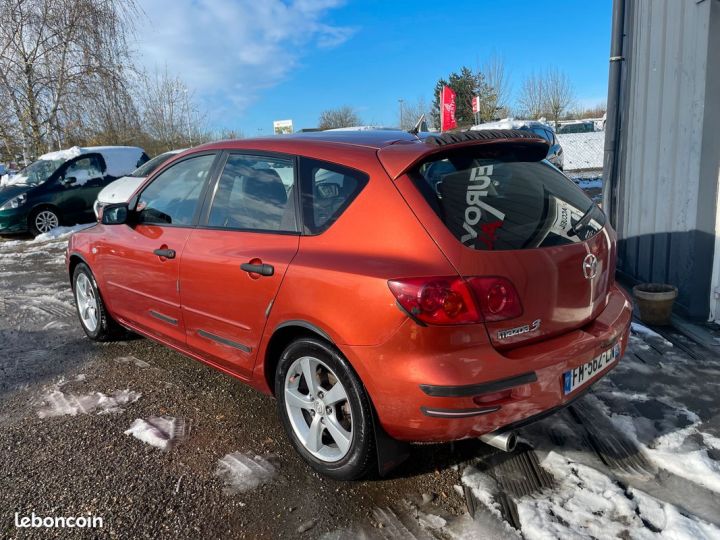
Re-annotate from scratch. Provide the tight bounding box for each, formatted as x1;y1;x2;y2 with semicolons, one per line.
602;0;627;225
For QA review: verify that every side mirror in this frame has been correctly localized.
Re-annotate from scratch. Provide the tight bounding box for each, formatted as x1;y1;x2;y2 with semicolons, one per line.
101;203;130;225
61;176;77;186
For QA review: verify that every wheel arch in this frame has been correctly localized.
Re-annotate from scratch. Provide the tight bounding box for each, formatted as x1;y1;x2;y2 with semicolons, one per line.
68;253;89;284
262;320;335;396
264;319;410;476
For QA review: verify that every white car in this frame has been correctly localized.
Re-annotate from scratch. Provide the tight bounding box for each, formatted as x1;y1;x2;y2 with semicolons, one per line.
93;149;185;218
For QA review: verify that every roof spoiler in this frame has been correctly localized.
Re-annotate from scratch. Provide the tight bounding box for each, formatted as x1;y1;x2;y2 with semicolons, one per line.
378;129;549;180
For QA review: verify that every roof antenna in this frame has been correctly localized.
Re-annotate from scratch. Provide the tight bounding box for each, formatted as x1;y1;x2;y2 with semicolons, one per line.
408;114;428;136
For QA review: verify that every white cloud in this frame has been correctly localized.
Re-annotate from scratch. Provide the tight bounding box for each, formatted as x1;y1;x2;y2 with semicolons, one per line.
135;0;354;115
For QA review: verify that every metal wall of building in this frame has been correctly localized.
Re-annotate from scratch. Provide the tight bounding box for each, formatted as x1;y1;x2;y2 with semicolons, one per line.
615;0;720;320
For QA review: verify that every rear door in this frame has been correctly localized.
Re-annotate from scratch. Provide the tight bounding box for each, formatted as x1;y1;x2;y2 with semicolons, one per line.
396;145;612;349
99;153;218;346
179;153;300;378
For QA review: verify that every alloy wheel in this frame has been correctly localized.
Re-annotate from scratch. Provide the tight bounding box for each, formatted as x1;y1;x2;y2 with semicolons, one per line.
75;273;99;332
35;210;59;234
284;355;353;462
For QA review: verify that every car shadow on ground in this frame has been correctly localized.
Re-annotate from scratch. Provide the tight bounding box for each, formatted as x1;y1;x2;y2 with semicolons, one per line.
0;328;94;402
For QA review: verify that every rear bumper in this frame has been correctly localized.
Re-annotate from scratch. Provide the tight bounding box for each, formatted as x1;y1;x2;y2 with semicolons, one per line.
344;284;633;442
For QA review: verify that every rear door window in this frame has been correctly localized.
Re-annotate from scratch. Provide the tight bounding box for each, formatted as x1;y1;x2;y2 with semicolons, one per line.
413;150;604;251
299;158;368;234
206;154;297;232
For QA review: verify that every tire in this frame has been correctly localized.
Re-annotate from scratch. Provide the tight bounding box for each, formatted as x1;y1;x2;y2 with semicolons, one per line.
72;262;122;341
275;338;375;480
29;206;60;237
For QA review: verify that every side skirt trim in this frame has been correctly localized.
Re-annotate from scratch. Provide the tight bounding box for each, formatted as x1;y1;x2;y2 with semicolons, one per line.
149;310;178;325
197;329;252;353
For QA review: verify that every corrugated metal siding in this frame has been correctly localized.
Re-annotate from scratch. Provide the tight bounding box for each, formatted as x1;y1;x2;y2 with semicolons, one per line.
616;0;717;319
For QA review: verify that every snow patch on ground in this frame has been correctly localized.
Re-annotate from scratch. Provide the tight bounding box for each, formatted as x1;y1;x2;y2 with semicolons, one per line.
32;223;94;243
462;466;505;520
125;416;185;450
512;451;720;539
630;322;668;341
629;487;720;538
215;452;277;494
37;389;140;417
609;413;720;494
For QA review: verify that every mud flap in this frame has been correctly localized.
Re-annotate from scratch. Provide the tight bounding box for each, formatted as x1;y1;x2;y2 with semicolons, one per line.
371;406;410;477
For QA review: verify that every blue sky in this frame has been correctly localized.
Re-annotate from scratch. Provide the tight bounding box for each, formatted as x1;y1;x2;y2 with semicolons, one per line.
138;0;613;135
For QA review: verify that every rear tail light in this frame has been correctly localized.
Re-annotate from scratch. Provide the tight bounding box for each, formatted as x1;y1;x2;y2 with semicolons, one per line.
388;277;480;325
467;276;523;321
387;276;522;325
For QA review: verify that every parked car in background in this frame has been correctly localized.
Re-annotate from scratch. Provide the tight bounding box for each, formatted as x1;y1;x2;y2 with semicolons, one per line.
0;146;148;236
93;149;185;219
67;130;631;479
557;120;595;134
472;118;564;170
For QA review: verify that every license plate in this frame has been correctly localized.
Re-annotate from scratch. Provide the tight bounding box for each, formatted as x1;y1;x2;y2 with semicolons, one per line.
563;343;621;395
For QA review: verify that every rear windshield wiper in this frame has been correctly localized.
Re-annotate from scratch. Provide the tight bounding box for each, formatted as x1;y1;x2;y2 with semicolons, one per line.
568;205;598;237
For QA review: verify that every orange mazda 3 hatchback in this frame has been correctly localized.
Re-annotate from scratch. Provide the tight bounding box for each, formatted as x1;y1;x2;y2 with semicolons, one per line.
67;130;632;479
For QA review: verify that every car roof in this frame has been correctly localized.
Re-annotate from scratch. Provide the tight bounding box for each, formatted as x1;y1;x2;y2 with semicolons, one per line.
197;130;421;152
192;129;548;180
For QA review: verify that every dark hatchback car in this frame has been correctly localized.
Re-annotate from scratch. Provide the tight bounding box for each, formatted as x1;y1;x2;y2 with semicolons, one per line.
0;146;148;236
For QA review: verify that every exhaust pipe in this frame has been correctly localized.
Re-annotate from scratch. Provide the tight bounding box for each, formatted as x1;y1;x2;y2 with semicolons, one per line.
479;431;517;452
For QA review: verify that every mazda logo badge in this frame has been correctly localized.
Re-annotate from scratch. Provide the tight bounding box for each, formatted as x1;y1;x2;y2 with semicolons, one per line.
583;254;598;279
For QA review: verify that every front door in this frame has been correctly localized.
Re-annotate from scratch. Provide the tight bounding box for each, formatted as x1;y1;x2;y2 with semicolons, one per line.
98;153;218;346
180;153;300;378
47;154;106;223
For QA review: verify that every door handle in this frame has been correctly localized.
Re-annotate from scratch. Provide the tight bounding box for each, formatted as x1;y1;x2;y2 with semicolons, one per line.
153;248;176;259
240;262;274;276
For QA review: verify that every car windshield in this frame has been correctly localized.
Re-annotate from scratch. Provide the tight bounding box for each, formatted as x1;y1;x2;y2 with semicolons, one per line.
5;158;65;187
130;152;177;178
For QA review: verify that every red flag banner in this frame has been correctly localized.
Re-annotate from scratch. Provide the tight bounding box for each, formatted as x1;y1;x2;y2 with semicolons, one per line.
440;86;457;132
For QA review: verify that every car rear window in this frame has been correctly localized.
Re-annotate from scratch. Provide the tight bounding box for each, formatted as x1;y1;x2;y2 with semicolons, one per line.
412;149;605;251
299;158;368;234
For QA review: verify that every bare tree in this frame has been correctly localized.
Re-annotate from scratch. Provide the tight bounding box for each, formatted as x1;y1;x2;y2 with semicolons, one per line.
566;101;606;120
543;68;575;128
480;54;511;121
318;106;361;130
135;67;206;153
0;0;139;159
398;97;430;130
517;72;546;119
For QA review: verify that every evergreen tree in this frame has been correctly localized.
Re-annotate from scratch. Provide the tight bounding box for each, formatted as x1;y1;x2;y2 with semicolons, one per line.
432;67;498;129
